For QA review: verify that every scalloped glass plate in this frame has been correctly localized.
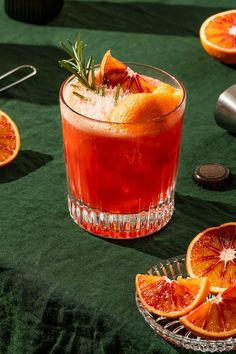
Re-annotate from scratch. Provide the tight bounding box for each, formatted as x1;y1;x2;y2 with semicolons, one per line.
135;255;236;352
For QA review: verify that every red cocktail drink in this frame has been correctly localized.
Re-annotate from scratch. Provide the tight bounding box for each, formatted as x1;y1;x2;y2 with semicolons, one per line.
60;63;186;238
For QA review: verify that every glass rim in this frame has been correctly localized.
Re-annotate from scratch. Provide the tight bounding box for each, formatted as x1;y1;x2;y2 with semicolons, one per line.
59;62;186;125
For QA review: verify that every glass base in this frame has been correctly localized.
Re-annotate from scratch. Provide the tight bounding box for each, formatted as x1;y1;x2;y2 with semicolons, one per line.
68;192;174;239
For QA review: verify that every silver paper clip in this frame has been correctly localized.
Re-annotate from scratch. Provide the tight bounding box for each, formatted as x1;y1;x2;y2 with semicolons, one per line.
0;65;37;93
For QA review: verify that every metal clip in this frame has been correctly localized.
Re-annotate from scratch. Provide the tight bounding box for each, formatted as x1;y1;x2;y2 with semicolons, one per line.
0;65;37;93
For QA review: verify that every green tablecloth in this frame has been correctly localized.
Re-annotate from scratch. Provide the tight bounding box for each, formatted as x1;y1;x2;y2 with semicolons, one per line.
0;0;236;353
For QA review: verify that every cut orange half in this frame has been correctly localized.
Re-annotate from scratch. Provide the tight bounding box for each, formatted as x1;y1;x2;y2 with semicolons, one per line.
200;10;236;64
96;50;157;93
186;222;236;294
136;274;210;318
180;284;236;339
0;110;20;167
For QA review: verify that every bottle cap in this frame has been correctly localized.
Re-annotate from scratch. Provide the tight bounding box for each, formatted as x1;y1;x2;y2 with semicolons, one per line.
193;163;231;190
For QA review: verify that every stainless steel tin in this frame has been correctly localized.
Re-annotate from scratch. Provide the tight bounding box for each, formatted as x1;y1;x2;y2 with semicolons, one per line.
215;84;236;133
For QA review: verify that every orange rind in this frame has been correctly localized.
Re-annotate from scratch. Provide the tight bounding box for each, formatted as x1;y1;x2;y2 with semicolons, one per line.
96;50;157;93
136;274;210;318
186;222;236;294
200;10;236;64
108;83;183;123
180;284;236;339
0;110;20;167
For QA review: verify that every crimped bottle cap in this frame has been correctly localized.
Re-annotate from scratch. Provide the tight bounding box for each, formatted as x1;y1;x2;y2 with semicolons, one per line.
193;163;231;190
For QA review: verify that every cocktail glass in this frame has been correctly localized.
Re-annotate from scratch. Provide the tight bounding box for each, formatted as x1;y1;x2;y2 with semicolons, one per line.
59;63;186;239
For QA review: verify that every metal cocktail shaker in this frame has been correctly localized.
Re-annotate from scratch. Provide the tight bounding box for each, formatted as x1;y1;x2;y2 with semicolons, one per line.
215;84;236;134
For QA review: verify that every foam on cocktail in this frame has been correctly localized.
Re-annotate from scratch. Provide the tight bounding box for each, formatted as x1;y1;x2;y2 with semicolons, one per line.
63;77;127;123
62;76;183;137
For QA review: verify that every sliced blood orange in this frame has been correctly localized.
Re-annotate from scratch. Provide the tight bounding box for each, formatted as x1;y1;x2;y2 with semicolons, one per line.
108;83;183;123
96;50;157;93
136;274;210;318
186;222;236;294
200;10;236;64
180;284;236;339
0;110;20;167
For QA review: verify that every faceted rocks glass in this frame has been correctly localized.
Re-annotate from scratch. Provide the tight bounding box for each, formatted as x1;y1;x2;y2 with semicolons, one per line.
59;63;186;239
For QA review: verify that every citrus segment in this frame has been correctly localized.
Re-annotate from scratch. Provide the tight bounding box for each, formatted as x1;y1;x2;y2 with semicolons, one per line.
177;277;209;296
136;274;210;318
200;10;236;64
180;284;236;339
108;83;183;123
98;49;127;83
0;110;20;167
97;50;157;93
186;222;236;294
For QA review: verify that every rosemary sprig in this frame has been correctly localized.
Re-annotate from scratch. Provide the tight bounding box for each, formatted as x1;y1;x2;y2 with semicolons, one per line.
114;83;121;105
101;85;105;97
91;59;95;90
72;91;87;101
86;56;93;80
70;84;88;101
59;35;123;103
59;36;96;91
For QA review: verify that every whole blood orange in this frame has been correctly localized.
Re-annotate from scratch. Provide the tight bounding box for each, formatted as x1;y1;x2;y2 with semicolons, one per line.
200;10;236;64
96;50;157;93
180;284;236;339
0;110;20;167
186;222;236;294
136;274;210;318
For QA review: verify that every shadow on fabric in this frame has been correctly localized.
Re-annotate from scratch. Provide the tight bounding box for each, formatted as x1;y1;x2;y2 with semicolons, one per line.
104;192;236;259
0;150;53;183
0;271;125;354
51;1;227;36
0;44;67;105
223;63;236;70
225;173;236;191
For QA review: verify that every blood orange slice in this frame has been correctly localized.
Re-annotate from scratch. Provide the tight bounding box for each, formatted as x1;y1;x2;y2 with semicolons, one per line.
186;222;236;294
200;10;236;64
180;284;236;339
136;274;210;318
96;50;157;93
0;110;20;167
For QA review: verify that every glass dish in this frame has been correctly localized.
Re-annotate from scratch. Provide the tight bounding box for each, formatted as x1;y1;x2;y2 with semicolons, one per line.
136;255;236;352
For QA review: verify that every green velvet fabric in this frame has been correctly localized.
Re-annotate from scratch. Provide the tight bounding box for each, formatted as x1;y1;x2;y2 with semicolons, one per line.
0;0;236;353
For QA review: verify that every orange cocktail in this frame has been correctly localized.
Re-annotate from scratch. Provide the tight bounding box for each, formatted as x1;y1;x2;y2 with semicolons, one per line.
60;39;186;239
59;44;186;238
